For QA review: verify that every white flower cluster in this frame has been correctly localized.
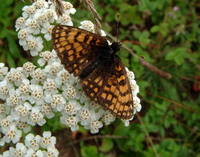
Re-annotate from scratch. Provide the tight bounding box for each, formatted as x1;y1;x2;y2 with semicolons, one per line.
16;0;75;56
0;0;142;155
0;131;58;157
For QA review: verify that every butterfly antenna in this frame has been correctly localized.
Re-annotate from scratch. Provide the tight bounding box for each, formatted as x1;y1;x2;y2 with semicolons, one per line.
115;13;121;43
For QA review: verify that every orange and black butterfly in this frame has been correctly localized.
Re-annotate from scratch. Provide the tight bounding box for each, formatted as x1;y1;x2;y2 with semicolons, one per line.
52;25;134;120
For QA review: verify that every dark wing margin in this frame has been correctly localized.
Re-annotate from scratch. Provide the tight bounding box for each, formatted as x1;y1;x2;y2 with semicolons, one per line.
52;25;108;76
81;57;134;120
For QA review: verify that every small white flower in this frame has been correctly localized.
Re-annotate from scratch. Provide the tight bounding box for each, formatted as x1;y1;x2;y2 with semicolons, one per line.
102;112;116;125
15;17;26;31
89;120;103;134
43;79;57;93
100;30;107;36
55;69;72;86
0;103;9;119
79;20;95;32
40;131;56;149
16;121;31;133
60;115;79;131
24;36;44;56
57;14;73;26
26;19;41;35
41;103;54;119
62;100;81;115
22;5;36;18
44;62;62;77
130;80;139;96
6;68;25;86
4;125;22;144
44;147;59;157
0;63;8;80
41;24;54;41
9;143;27;157
25;149;44;157
30;85;44;105
6;90;21;107
31;69;46;83
33;0;48;9
23;62;36;74
49;94;65;111
78;107;92;126
15;102;32;120
62;1;76;14
133;96;141;112
29;106;46;126
62;85;77;100
18;82;31;99
25;133;41;150
0;116;13;132
0;81;9;100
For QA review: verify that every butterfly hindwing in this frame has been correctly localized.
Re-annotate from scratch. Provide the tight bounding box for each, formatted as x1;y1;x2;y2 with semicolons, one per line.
52;25;108;76
52;25;134;120
81;57;134;119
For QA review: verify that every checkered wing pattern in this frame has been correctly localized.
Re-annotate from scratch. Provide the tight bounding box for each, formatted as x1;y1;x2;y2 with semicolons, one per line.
52;25;108;76
81;57;134;119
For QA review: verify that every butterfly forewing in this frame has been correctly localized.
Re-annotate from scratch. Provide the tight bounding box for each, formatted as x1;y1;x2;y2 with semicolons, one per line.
81;57;134;119
52;25;134;120
52;25;108;76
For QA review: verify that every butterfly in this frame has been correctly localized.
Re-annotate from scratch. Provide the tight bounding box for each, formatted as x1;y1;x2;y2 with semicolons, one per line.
52;25;134;119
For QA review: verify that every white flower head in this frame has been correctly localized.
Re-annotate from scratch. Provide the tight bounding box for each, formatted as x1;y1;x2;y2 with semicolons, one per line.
33;0;49;9
43;79;57;94
29;106;46;126
62;1;76;14
0;116;13;133
41;24;54;41
4;125;22;144
60;115;79;131
31;69;46;83
15;102;32;120
79;20;95;32
49;94;65;111
40;131;56;149
23;62;36;75
0;81;9;100
89;120;103;134
16;121;31;133
25;149;44;157
29;85;44;105
41;103;54;119
9;143;27;157
62;100;81;115
22;5;37;18
25;18;41;35
0;63;8;80
57;14;73;26
62;85;77;100
102;112;116;125
6;90;22;107
25;133;41;150
24;36;44;56
15;17;26;31
44;147;59;157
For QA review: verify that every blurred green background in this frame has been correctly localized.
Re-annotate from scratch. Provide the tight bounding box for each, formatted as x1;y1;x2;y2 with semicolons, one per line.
0;0;200;157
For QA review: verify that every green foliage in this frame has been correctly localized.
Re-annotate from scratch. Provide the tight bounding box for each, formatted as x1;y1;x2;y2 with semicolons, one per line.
1;0;200;156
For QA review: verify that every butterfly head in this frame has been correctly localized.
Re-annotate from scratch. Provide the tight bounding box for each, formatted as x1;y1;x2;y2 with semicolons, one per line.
111;42;121;53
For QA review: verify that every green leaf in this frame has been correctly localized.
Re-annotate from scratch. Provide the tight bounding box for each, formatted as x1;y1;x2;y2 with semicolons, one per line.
81;145;98;157
99;139;114;153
